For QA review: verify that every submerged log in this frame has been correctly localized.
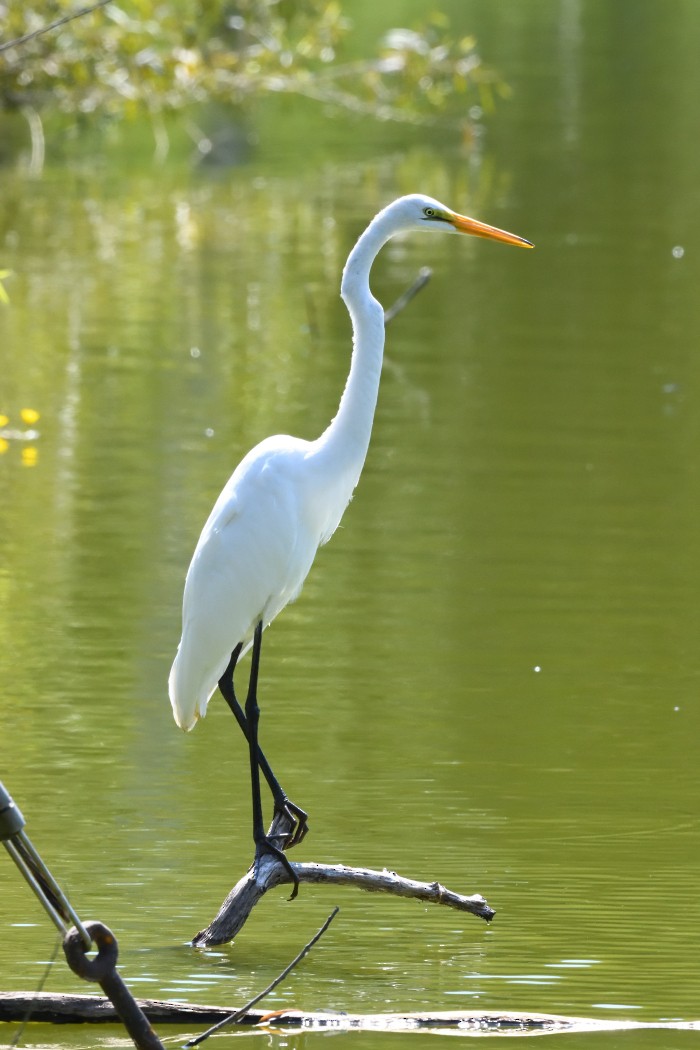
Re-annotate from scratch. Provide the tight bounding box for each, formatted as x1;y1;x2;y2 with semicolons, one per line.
1;993;700;1034
192;809;494;948
0;992;229;1025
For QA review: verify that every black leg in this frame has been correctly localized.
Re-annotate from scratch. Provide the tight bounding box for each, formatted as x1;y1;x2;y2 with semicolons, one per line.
245;621;300;899
245;623;265;844
218;644;309;849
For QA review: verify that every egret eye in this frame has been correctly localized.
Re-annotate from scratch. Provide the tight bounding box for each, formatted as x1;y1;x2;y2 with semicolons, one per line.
423;207;436;218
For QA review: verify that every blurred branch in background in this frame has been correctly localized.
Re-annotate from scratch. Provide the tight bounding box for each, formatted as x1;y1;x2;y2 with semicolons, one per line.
0;0;112;54
0;0;508;167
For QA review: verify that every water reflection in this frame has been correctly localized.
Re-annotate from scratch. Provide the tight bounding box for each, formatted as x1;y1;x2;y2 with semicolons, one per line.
3;7;700;1048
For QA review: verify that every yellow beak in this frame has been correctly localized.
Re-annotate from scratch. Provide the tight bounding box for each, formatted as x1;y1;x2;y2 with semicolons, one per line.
449;212;534;249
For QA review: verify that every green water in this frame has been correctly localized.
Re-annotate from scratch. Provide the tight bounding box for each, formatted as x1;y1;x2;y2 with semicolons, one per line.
3;2;700;1048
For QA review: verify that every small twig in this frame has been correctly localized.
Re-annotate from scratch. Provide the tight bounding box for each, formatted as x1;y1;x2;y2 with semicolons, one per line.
0;0;112;55
10;934;62;1048
384;266;432;324
184;907;339;1047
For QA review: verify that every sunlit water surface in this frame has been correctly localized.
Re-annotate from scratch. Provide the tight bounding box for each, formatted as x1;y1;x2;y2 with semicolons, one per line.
3;3;700;1049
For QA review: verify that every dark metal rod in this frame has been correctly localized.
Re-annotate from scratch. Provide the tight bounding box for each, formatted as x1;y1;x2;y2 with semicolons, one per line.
0;782;91;948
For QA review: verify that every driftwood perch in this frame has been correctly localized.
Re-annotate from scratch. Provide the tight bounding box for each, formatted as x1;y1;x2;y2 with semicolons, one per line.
2;994;700;1035
192;810;493;947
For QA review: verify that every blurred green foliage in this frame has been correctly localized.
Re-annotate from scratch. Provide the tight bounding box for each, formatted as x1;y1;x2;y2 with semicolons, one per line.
0;0;507;146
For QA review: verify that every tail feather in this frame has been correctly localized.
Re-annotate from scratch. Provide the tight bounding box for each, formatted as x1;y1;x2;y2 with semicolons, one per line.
168;648;219;731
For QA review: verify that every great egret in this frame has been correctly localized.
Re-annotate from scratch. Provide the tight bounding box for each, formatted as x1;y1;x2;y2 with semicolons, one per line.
169;194;532;894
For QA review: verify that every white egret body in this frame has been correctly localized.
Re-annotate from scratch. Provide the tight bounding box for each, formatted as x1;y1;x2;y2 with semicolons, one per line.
168;195;532;877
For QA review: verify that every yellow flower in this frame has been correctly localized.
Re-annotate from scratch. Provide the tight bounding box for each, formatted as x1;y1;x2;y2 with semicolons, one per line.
20;408;40;425
0;414;8;427
0;438;8;455
21;446;38;467
0;270;11;305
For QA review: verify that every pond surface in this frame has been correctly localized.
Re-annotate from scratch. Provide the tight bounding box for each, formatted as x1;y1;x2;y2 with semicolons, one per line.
2;2;700;1048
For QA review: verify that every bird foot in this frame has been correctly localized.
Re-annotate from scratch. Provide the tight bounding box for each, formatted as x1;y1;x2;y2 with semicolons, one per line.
274;797;309;850
254;837;300;900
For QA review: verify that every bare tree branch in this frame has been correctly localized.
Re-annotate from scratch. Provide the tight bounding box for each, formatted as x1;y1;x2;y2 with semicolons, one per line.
192;810;493;948
0;0;112;55
185;908;339;1046
384;267;432;323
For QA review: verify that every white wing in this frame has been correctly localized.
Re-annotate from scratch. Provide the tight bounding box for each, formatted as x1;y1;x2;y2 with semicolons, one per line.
169;436;322;730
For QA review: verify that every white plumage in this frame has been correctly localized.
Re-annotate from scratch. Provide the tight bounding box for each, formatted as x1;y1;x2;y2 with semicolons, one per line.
169;434;348;729
169;194;532;733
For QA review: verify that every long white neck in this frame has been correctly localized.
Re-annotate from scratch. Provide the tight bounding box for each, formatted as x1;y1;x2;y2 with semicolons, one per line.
313;209;397;488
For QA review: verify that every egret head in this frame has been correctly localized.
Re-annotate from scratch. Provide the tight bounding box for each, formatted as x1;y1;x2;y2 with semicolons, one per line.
391;194;533;249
